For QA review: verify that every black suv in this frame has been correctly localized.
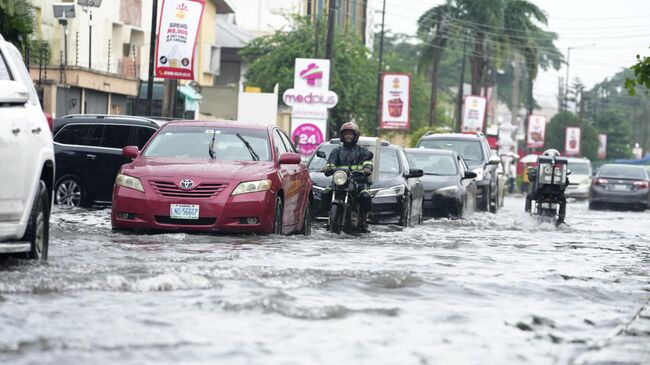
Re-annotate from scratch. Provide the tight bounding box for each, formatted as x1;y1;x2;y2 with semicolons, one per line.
416;133;501;213
52;115;165;207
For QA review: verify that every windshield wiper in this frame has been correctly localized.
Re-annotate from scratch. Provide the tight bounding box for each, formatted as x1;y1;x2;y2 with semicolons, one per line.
236;133;260;161
208;129;217;159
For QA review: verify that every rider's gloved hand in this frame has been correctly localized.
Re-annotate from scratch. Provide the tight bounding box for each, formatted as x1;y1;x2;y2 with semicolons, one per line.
363;167;372;176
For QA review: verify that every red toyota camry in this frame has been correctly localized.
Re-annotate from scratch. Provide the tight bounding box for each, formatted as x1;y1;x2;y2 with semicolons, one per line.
111;120;313;235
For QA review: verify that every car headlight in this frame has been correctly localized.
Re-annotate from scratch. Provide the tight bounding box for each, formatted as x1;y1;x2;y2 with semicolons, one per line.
231;179;272;196
436;185;459;196
374;185;405;197
115;174;145;193
473;168;484;181
333;170;348;186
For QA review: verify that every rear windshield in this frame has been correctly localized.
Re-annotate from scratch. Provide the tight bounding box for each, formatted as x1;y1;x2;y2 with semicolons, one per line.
144;125;271;161
568;161;591;175
419;140;483;162
598;165;647;179
406;152;457;175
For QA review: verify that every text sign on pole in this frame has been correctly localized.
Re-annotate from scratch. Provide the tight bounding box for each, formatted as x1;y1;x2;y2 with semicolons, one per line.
155;0;205;80
598;134;607;160
565;127;582;156
461;96;487;133
526;115;546;148
380;73;411;130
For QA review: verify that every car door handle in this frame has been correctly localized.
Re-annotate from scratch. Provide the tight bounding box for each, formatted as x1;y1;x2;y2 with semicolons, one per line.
86;154;96;160
31;127;42;134
11;128;20;135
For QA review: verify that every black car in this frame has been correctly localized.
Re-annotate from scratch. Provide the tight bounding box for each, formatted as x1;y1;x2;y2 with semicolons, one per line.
308;139;425;226
416;133;501;213
52;114;165;207
404;148;478;218
589;164;650;210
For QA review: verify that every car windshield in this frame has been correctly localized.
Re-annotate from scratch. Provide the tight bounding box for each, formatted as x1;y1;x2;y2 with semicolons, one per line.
380;148;400;174
406;152;457;175
598;165;647;179
568;161;591;175
308;145;336;171
143;125;271;161
419;140;483;162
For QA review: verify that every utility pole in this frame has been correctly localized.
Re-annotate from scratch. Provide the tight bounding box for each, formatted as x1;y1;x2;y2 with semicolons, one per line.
146;0;159;116
374;0;386;137
564;43;595;112
455;35;468;133
324;0;337;139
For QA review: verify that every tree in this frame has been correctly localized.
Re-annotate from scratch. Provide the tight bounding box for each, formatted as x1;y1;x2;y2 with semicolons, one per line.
0;0;34;50
624;52;650;96
593;111;633;159
545;111;599;161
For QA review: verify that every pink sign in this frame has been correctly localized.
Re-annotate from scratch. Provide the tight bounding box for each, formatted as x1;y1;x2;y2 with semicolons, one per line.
291;123;324;156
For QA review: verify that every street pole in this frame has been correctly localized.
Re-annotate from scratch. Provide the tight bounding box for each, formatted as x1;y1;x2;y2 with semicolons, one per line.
324;0;337;139
146;0;159;116
455;35;468;133
374;0;386;137
88;9;92;69
564;47;571;112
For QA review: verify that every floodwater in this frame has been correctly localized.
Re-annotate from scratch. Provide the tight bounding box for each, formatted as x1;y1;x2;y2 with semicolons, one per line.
1;197;648;364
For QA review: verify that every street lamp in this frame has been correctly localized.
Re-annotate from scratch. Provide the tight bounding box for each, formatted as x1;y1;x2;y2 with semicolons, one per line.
564;43;595;111
52;3;75;67
77;0;102;70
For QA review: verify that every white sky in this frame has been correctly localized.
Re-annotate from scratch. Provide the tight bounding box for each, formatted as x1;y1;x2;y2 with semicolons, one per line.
382;0;650;108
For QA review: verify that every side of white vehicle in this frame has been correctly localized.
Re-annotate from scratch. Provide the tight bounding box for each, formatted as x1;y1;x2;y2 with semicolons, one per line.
0;35;55;260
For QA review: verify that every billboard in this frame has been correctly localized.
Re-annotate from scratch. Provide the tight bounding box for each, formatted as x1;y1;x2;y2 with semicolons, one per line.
380;73;411;130
526;115;546;148
155;0;205;80
461;96;487;133
598;134;607;160
565;127;582;156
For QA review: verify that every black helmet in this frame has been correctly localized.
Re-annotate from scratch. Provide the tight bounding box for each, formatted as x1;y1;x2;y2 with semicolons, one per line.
339;122;360;143
543;148;561;157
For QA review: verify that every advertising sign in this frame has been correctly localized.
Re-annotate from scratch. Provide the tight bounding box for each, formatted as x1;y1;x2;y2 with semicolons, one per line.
598;134;607;160
526;115;546;149
633;143;643;159
380;73;411;130
290;118;327;156
565;127;582;156
155;0;205;79
461;96;487;133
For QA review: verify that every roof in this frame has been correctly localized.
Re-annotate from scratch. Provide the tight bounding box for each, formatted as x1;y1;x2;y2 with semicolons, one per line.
404;148;455;156
55;114;164;128
163;119;271;130
215;0;235;14
420;133;484;141
216;14;255;49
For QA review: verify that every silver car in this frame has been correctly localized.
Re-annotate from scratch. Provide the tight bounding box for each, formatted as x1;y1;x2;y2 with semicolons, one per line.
565;157;593;199
589;164;650;210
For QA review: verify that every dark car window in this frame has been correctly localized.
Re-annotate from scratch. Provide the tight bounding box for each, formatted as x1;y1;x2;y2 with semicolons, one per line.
0;50;12;80
380;149;400;174
273;130;288;156
308;144;336;171
278;130;298;154
131;127;157;149
101;125;131;149
54;124;93;145
407;153;458;175
419;140;484;162
85;124;103;147
598;165;647;179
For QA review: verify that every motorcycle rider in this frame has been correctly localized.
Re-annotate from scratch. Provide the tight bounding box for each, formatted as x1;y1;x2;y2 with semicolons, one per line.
323;122;374;233
525;148;568;223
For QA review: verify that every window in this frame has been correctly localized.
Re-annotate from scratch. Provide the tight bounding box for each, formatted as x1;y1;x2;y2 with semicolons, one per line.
407;153;457;176
203;44;220;75
273;130;288;156
379;149;400;174
419;140;484;162
54;124;92;145
278;130;298;153
100;125;132;149
308;144;335;171
0;50;12;81
131;126;156;149
85;125;103;147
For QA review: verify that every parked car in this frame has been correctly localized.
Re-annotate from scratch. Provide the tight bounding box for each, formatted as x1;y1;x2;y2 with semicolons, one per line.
565;157;593;199
52;115;165;207
308;139;424;226
404;148;477;218
0;33;55;260
111;120;312;235
416;133;501;213
589;164;650;210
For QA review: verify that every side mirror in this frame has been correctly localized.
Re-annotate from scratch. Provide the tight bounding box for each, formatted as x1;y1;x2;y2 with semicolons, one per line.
316;150;326;159
487;155;501;165
405;168;424;178
567;169;572;176
279;152;301;165
464;171;478;179
122;145;139;158
0;80;30;104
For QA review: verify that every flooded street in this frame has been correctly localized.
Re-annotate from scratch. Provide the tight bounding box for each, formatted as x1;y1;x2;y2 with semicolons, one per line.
1;196;649;364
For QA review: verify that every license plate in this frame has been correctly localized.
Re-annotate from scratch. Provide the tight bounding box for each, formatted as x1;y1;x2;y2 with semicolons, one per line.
612;184;628;191
170;204;199;220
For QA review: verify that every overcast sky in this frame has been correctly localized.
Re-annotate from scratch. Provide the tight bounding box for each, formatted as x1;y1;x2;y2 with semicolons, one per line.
381;0;650;107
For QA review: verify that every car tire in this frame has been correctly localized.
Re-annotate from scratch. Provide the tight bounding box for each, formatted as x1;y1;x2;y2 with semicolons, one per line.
400;198;412;227
481;186;490;212
489;183;498;214
417;201;424;225
54;175;87;207
273;196;283;235
329;203;343;234
301;199;312;236
24;181;49;261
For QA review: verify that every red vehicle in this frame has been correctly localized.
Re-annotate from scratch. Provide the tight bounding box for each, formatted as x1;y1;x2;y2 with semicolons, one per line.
111;120;313;235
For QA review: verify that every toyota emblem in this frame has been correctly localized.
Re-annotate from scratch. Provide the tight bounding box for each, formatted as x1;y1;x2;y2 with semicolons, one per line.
179;179;194;189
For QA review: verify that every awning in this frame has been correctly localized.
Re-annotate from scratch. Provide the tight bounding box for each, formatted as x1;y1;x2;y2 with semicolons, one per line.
178;85;202;111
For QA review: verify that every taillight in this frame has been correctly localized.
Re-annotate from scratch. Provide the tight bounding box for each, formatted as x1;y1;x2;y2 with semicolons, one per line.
633;181;649;189
594;178;608;186
44;112;53;131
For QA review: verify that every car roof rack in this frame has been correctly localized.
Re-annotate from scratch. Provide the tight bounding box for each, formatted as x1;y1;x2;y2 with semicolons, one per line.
59;114;164;126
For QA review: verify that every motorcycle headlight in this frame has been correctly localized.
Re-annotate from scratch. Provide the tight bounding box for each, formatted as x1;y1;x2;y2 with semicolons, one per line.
473;168;484;181
231;179;272;196
374;185;405;197
436;185;459;196
333;170;348;186
115;174;144;192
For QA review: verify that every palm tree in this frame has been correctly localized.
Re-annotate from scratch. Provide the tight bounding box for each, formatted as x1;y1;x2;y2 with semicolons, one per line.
0;0;34;50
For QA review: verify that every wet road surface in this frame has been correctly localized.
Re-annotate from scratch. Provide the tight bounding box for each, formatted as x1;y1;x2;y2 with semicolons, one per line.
1;196;649;364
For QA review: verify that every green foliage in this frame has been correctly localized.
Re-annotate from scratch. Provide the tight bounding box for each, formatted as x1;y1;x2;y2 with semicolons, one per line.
546;111;599;161
0;0;34;49
625;52;650;96
28;40;51;66
593;111;633;159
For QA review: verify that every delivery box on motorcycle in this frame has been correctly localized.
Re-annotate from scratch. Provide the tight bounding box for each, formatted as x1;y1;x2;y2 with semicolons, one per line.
536;155;568;189
356;137;381;184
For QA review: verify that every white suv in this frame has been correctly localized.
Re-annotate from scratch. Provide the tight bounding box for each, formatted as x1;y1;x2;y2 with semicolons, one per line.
0;34;55;260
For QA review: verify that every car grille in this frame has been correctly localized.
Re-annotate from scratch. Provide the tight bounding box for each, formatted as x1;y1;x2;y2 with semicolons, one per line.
150;181;228;199
154;216;217;225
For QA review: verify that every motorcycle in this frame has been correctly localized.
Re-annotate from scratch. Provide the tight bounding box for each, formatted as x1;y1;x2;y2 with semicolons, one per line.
526;155;570;226
326;168;367;234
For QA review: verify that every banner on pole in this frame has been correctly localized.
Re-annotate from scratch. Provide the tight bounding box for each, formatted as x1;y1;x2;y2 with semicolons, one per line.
565;127;582;156
461;96;487;133
526;115;546;149
598;134;607;160
380;73;411;130
155;0;205;80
